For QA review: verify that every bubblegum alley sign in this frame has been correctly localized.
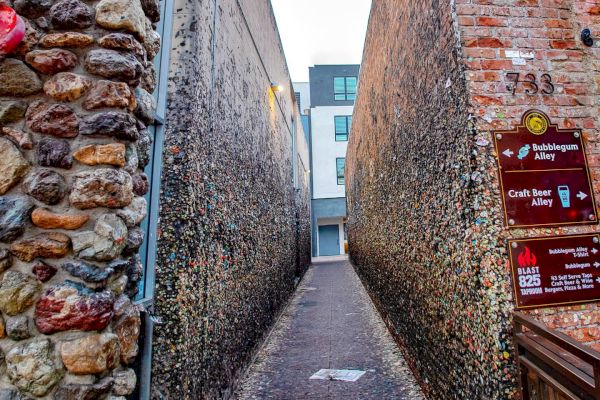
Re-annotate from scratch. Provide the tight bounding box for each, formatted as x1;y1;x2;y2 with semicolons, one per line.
509;235;600;309
493;110;597;228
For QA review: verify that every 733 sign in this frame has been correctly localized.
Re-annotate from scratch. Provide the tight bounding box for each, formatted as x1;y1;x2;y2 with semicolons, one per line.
506;73;555;96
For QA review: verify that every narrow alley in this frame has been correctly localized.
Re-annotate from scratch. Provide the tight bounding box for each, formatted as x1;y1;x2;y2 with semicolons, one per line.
4;0;600;398
235;257;424;400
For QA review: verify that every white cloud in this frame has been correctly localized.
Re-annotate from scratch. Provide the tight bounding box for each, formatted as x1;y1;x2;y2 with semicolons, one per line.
271;0;372;82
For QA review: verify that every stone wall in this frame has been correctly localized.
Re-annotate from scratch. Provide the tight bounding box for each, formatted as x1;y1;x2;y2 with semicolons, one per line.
0;0;160;398
347;0;600;399
150;0;311;398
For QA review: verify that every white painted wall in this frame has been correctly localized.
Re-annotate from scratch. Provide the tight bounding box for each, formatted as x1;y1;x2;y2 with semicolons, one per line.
294;115;310;189
316;217;345;255
292;82;311;114
310;105;353;199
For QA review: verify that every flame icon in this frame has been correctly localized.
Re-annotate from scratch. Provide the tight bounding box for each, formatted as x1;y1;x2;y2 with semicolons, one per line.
518;247;537;267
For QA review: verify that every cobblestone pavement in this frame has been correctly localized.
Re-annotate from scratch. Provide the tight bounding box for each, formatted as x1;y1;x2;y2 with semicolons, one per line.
235;257;425;400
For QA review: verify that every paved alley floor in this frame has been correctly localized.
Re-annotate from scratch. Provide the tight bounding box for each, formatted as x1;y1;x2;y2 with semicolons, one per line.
234;257;425;400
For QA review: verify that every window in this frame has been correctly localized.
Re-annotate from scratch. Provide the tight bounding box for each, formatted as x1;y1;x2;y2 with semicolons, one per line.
294;91;301;113
334;115;352;141
334;76;357;101
336;158;346;185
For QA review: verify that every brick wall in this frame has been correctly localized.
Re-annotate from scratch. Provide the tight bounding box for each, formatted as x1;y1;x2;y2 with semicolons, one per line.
150;0;311;398
347;0;600;399
456;0;600;350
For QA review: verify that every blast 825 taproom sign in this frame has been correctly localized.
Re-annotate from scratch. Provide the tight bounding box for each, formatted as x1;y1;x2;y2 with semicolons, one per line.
509;234;600;309
493;110;597;228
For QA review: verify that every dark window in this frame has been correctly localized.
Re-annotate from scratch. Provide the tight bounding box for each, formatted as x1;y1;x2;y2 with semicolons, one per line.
334;76;357;101
294;91;301;113
336;158;345;185
334;115;352;141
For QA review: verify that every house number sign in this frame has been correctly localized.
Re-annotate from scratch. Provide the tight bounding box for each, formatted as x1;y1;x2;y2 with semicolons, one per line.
492;110;597;228
506;73;554;96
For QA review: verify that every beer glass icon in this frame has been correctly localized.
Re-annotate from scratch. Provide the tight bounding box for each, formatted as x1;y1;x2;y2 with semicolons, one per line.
558;185;571;208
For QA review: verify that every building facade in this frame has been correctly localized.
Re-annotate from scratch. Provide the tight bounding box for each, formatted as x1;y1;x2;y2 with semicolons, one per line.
297;64;359;257
0;0;311;399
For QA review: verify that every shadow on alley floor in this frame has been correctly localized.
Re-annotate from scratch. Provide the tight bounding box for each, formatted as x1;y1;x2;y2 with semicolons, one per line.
234;256;425;400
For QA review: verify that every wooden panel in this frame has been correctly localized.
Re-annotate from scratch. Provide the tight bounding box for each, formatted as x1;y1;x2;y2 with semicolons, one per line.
514;312;600;400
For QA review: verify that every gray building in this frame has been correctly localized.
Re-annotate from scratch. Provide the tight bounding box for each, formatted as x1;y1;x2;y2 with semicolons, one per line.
295;64;360;257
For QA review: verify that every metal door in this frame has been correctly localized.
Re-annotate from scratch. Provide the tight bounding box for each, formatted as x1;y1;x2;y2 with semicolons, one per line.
318;225;340;256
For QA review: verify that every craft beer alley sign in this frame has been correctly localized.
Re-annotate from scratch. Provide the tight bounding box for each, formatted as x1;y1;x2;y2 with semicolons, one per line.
493;110;597;228
509;235;600;309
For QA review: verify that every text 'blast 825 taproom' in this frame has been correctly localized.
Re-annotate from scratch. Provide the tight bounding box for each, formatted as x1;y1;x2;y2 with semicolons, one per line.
509;234;600;309
493;110;597;228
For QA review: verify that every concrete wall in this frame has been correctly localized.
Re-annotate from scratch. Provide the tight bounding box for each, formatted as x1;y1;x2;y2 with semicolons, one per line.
311;105;353;199
293;81;311;113
0;0;161;398
348;1;600;399
151;0;311;398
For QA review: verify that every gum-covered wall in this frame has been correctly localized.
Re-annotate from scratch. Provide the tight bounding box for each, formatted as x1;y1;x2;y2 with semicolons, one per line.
150;0;311;398
348;1;600;399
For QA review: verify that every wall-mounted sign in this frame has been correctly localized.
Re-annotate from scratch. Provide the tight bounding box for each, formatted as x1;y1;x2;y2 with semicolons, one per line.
493;110;597;228
509;234;600;309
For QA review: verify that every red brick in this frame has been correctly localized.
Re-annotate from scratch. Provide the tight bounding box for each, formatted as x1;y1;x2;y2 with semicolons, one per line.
497;28;529;38
456;4;480;15
463;37;478;47
544;19;571;29
463;48;497;59
514;38;550;49
516;0;538;6
583;118;597;129
477;38;506;48
527;7;558;18
480;59;513;70
464;59;481;70
466;71;502;82
461;26;495;37
550;40;577;50
511;18;544;28
472;95;503;106
459;16;475;26
540;0;570;9
476;17;507;27
564;84;589;95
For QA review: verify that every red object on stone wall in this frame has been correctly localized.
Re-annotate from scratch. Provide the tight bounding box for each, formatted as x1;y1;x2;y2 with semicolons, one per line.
0;4;25;57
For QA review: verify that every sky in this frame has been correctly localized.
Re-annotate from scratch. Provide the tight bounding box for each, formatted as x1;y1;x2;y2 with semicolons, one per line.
271;0;372;82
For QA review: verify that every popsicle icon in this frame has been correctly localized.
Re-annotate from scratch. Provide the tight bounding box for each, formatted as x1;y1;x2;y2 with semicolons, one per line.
558;185;570;208
518;144;530;160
